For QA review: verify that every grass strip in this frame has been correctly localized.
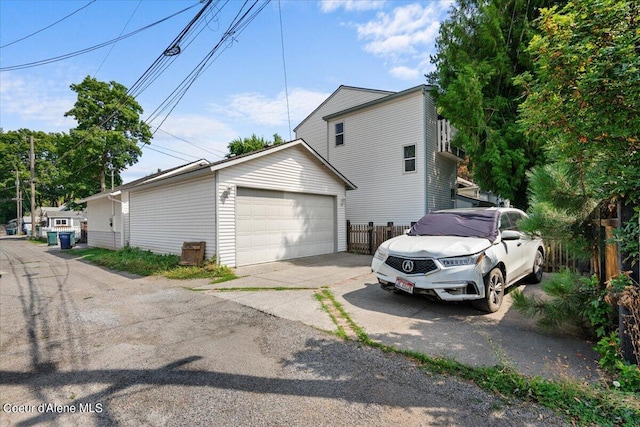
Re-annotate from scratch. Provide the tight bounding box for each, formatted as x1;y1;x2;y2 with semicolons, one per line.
317;288;639;427
69;246;236;282
211;286;315;292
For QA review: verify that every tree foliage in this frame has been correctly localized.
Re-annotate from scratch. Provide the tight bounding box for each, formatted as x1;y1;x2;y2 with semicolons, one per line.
63;76;152;192
226;133;284;158
517;0;640;263
0;129;72;223
428;0;563;207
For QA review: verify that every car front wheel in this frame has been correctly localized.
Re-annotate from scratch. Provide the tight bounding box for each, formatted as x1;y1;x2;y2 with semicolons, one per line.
473;268;504;313
527;249;544;284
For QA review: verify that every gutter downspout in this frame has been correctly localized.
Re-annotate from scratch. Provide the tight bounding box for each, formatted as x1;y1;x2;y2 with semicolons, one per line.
423;86;430;215
214;171;219;264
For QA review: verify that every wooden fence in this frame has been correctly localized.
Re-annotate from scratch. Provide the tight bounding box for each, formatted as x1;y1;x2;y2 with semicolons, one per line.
347;221;588;274
347;221;410;255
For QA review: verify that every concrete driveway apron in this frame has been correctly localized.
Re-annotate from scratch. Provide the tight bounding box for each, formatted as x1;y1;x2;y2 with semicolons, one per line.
198;252;603;384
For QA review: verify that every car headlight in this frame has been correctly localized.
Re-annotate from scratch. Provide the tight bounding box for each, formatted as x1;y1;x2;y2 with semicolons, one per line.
373;247;389;262
439;252;484;267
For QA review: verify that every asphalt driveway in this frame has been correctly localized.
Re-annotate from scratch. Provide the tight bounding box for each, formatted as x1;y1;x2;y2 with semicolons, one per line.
199;252;603;384
0;237;577;425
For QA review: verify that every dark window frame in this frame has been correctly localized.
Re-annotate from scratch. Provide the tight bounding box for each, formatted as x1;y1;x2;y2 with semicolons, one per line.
403;144;416;173
335;122;344;146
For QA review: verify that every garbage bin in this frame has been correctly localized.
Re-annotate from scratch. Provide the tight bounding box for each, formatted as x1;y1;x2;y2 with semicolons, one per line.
70;231;76;247
59;232;72;250
47;231;58;246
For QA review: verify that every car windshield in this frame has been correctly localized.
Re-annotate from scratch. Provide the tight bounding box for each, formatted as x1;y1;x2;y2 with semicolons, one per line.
408;210;500;241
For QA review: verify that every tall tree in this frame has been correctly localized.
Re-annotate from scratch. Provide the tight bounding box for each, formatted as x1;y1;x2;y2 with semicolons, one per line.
517;0;640;264
226;133;284;158
0;129;71;222
64;76;152;192
428;0;563;207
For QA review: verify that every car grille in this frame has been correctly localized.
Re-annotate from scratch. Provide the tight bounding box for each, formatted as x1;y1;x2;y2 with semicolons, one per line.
385;256;437;274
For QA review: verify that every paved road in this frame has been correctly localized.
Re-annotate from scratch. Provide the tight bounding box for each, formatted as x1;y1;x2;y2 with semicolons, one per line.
1;237;568;426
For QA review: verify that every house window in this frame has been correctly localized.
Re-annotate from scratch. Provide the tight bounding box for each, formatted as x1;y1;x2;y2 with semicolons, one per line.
335;122;344;146
55;219;68;226
403;144;416;173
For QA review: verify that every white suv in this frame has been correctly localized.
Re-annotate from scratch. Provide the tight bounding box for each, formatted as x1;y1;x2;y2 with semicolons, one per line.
371;207;544;313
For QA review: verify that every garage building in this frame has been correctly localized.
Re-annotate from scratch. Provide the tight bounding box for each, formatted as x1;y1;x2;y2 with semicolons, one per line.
80;139;356;267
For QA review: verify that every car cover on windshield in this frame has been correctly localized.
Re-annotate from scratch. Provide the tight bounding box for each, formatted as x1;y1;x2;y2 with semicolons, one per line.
408;209;500;241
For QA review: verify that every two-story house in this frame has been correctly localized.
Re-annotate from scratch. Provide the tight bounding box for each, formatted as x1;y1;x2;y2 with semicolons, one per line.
295;84;464;225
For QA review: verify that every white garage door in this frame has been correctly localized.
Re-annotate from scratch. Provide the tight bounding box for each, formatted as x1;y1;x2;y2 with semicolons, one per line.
236;188;335;266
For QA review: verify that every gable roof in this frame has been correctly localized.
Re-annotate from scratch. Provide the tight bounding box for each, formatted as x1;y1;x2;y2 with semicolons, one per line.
322;84;434;121
79;139;355;203
78;159;209;202
208;138;356;190
293;85;394;132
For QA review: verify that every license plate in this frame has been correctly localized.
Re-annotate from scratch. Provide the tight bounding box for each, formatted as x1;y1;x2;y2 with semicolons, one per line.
395;277;414;294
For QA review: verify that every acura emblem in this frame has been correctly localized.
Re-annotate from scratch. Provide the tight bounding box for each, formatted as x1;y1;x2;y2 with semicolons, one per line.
402;260;414;273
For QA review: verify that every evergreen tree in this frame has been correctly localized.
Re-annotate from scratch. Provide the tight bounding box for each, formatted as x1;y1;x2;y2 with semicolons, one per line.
428;0;563;207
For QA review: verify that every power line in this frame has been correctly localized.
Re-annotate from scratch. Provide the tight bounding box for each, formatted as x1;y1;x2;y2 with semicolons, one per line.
48;0;216;173
146;0;272;130
0;2;201;72
278;0;292;140
153;127;227;158
94;1;143;77
0;0;97;49
141;145;194;162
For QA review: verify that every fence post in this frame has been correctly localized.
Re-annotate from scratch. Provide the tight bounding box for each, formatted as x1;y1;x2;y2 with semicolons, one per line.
346;220;351;252
368;221;374;255
387;222;393;240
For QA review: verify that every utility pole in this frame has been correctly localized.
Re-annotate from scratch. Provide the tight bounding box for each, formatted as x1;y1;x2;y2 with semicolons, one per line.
14;170;22;234
30;135;36;239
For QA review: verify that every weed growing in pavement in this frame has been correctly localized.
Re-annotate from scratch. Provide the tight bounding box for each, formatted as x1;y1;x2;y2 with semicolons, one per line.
211;287;314;292
317;288;640;427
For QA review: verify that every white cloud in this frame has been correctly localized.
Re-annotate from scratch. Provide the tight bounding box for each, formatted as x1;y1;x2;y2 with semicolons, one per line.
356;3;442;59
150;113;237;159
158;114;236;143
0;73;77;131
208;88;331;128
390;65;420;80
319;0;387;13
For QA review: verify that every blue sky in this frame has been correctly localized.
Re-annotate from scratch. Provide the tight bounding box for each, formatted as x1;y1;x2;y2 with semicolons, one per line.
1;0;453;182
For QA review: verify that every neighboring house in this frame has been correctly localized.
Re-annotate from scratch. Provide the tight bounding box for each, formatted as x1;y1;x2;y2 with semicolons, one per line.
294;84;465;225
22;206;74;236
42;209;87;240
79;139;356;267
455;177;504;208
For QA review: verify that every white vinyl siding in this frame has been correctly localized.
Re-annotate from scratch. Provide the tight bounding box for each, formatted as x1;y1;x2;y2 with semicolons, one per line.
121;191;130;246
295;87;392;158
86;196;122;250
217;146;346;267
424;94;457;212
325;90;427;224
129;176;216;259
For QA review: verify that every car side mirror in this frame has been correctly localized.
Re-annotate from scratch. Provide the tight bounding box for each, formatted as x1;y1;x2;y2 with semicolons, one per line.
501;230;521;241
